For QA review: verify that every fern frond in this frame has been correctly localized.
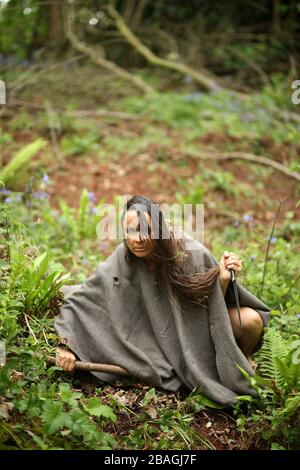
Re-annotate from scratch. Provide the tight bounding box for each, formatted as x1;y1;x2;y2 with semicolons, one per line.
282;393;300;418
256;327;288;388
0;139;46;184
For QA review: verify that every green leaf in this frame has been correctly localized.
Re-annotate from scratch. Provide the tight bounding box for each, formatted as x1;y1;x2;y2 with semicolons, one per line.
42;401;72;435
187;388;225;410
86;398;117;422
59;383;82;407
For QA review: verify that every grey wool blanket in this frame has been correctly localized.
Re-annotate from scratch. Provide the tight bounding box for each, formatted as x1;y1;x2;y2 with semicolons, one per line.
54;236;271;406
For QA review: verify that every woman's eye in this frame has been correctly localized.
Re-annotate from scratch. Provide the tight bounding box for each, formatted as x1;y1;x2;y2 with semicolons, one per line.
127;227;138;235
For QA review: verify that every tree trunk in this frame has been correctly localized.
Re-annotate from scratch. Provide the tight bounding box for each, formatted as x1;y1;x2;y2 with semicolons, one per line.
49;1;63;44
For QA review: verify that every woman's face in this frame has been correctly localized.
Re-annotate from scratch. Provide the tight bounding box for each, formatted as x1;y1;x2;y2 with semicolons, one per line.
123;210;153;258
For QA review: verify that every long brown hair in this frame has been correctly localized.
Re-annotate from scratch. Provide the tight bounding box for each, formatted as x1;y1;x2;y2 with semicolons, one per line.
121;195;220;308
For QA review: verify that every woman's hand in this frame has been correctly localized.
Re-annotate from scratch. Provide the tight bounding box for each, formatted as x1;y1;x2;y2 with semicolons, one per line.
219;251;243;283
55;347;76;372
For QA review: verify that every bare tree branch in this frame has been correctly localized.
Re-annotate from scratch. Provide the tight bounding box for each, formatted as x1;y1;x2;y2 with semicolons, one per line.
64;1;154;94
107;4;221;92
196;151;300;183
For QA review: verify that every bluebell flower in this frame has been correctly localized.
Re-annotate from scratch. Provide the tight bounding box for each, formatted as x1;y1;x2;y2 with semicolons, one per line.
243;214;253;222
270;236;277;244
296;313;300;320
250;255;257;261
42;173;49;184
32;191;49;200
88;191;97;203
4;197;12;203
0;188;10;195
183;91;203;103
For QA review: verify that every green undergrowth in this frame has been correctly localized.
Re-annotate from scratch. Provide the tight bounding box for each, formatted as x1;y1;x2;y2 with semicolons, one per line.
0;184;299;449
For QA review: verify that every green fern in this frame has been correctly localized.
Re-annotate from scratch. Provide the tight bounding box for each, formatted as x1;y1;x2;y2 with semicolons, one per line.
0;139;46;184
256;327;288;389
279;393;300;419
236;329;300;447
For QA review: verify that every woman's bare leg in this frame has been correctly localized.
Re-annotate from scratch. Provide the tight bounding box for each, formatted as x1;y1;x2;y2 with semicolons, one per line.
228;306;264;359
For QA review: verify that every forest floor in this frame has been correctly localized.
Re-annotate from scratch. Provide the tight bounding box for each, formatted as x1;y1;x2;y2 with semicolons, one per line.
70;372;263;450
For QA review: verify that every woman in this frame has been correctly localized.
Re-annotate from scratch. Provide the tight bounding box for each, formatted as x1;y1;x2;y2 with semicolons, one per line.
55;195;270;405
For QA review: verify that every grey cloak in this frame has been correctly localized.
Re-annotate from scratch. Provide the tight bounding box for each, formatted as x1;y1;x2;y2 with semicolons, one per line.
54;236;271;406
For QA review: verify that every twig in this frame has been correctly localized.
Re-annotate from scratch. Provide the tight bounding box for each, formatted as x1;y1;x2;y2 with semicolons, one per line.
228;48;271;86
260;200;282;296
24;314;38;344
65;109;140;120
196;151;300;183
0;421;23;449
42;329;51;348
8;98;141;121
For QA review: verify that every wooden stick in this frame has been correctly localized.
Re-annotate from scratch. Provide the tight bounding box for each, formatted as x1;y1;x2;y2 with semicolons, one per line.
46;355;129;376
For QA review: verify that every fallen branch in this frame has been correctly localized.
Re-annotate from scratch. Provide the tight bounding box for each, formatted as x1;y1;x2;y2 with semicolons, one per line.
64;2;153;94
65;109;140;120
107;4;220;93
8;98;141;120
197;151;300;183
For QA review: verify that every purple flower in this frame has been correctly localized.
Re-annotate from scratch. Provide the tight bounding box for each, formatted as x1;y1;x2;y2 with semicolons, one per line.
88;191;97;203
296;313;300;320
243;214;253;222
250;255;257;261
42;173;49;184
0;188;10;195
267;236;277;244
4;197;12;203
32;191;49;200
184;91;203;102
91;207;98;215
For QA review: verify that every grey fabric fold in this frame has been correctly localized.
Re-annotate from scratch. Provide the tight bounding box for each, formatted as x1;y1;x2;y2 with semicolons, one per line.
54;236;271;405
